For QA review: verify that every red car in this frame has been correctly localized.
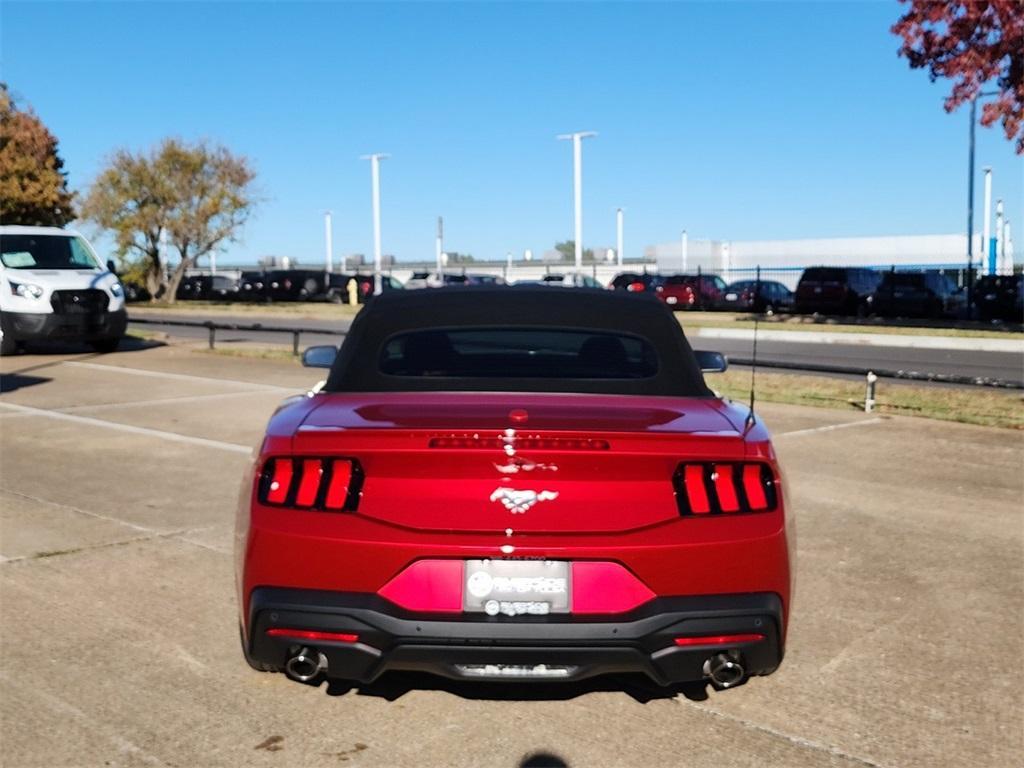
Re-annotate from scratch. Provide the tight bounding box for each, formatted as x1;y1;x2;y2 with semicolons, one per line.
236;287;793;691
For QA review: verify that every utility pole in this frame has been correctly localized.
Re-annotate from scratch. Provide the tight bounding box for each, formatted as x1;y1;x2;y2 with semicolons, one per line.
995;199;1004;275
616;208;624;268
324;210;333;274
436;216;444;280
361;153;388;295
557;131;597;273
681;229;688;272
966;92;999;307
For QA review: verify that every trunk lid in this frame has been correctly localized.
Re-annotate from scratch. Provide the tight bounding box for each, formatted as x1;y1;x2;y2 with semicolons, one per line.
293;392;745;533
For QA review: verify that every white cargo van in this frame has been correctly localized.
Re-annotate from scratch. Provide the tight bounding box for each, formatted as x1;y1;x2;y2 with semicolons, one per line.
0;226;127;354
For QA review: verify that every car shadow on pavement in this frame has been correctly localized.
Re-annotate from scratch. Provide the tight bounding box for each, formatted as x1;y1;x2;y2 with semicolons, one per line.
322;672;710;704
5;335;165;357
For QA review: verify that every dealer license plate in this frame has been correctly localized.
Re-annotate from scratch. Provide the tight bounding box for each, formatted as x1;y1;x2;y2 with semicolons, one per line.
463;559;570;615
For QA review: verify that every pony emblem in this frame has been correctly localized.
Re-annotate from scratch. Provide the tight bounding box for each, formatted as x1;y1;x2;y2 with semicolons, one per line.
489;488;559;514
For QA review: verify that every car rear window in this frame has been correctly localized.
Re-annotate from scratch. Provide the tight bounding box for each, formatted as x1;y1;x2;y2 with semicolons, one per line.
380;328;659;380
800;268;846;284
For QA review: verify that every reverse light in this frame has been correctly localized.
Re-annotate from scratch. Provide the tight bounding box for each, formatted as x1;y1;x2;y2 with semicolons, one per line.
9;281;44;299
258;457;362;511
673;462;778;515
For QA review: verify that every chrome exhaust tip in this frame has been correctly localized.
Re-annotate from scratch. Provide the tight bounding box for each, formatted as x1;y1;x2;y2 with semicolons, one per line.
703;652;746;689
284;647;327;683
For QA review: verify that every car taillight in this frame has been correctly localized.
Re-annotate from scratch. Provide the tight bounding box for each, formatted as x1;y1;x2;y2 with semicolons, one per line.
673;462;777;515
258;457;362;511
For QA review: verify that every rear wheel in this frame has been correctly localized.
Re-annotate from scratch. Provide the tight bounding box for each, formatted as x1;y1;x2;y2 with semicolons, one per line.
89;337;122;354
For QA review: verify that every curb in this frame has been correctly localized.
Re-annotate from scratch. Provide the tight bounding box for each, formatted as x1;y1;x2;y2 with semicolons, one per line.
690;327;1024;353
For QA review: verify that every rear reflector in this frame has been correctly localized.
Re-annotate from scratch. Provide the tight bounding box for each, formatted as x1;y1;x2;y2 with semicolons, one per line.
258;457;362;511
266;628;359;643
674;633;765;647
674;462;777;515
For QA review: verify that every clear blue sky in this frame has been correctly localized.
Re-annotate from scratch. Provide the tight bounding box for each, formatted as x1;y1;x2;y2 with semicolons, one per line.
3;1;1022;265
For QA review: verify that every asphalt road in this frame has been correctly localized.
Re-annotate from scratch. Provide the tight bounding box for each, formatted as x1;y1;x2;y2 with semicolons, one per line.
1;345;1021;767
127;311;1024;385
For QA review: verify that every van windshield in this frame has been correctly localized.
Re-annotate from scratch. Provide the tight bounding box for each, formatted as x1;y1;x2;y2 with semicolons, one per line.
0;234;101;270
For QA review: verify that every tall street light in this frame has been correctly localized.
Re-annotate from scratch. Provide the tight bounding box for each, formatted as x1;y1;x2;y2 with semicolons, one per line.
324;210;333;275
557;131;597;273
361;153;389;295
966;91;998;307
616;208;624;268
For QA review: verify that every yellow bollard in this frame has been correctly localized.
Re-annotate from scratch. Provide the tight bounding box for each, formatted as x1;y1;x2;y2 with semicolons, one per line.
347;278;359;305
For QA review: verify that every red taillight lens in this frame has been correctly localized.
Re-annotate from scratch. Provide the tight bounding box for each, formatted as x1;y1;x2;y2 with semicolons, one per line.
673;633;765;647
674;462;777;515
266;628;359;643
258;457;361;511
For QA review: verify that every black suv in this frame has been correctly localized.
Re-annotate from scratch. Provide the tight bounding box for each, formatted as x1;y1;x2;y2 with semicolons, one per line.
794;267;881;315
868;272;966;319
974;275;1022;322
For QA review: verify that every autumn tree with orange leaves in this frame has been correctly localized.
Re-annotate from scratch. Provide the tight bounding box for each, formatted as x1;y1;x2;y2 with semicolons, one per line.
893;0;1023;153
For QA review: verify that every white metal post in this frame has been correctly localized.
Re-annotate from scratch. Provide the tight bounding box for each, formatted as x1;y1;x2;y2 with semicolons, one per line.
557;131;596;274
982;168;992;275
995;199;1004;275
210;249;216;275
324;211;333;274
362;153;388;295
1002;220;1013;276
616;208;624;267
681;230;688;272
436;216;443;281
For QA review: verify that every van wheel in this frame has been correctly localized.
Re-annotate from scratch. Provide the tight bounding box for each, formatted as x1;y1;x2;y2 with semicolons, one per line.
0;332;18;356
90;337;121;353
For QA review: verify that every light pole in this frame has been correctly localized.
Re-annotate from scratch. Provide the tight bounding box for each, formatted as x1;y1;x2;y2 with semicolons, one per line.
982;169;992;275
616;208;624;267
680;229;688;272
436;216;444;281
324;210;333;274
557;131;597;273
966;91;999;305
361;153;388;294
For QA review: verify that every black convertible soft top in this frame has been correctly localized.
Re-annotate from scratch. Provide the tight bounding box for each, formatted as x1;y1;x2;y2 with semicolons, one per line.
324;286;713;397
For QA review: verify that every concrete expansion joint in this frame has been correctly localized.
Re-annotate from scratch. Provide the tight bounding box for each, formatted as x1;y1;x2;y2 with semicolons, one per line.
679;699;892;768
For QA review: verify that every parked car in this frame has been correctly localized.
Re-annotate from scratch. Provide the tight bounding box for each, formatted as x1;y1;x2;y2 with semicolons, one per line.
716;280;794;315
237;271;270;302
654;274;729;309
404;272;443;290
0;226;126;354
867;272;966;319
793;267;881;316
609;272;664;293
265;269;331;302
541;273;603;289
974;275;1023;322
237;287;792;692
325;273;404;304
176;274;241;301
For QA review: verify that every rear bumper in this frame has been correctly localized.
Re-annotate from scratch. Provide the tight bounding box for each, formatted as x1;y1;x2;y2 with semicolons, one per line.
1;309;127;342
245;588;784;686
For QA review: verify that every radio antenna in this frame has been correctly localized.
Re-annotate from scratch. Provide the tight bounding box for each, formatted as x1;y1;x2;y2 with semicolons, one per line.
744;317;759;434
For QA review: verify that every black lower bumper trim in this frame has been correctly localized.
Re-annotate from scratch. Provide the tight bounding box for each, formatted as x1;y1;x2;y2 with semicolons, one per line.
246;588;784;686
2;309;127;342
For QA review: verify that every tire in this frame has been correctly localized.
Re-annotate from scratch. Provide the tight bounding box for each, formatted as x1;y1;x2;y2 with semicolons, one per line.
89;337;122;354
240;624;277;673
0;316;18;356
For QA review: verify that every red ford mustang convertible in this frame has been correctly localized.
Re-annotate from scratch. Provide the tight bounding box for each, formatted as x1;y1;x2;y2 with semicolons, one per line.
236;287;793;691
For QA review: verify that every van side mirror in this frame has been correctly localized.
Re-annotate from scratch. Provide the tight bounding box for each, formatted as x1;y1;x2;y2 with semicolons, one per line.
695;350;728;373
302;345;337;369
106;260;117;275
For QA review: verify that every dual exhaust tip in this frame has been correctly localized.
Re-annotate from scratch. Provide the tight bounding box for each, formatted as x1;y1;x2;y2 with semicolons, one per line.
703;652;746;689
284;647;327;683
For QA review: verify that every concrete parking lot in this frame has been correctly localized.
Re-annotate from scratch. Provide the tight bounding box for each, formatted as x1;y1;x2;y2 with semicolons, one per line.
1;342;1021;768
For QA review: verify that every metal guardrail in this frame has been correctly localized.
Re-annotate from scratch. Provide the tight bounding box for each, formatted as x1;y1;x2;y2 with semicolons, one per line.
128;316;1021;389
128;317;345;356
728;357;1024;390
